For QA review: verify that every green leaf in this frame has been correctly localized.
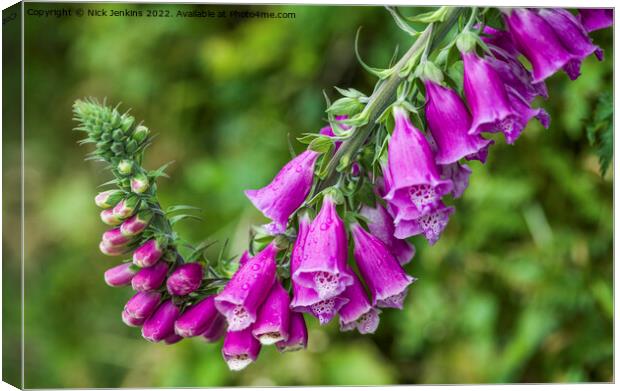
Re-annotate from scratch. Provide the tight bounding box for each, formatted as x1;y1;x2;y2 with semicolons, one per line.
385;6;420;36
334;87;368;100
407;6;449;23
166;205;202;214
308;136;334;154
169;214;203;225
586;91;613;175
149;160;175;179
326;97;364;116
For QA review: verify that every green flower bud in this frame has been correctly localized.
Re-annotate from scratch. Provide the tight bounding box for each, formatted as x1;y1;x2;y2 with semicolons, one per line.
111;142;125;156
112;129;125;141
421;61;444;84
132;125;149;143
118;160;133;175
121;115;134;132
126;140;138;154
456;31;478;53
100;132;112;142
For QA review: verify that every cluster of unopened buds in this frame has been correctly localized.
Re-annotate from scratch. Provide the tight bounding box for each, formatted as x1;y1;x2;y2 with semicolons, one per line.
76;7;612;371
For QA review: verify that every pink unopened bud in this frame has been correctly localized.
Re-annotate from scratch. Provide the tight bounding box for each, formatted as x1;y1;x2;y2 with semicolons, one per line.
95;190;124;209
123;291;161;327
174;296;218;337
132;239;164;267
112;195;140;220
120;210;153;236
142;300;180;343
166;263;204;296
99;240;129;256
100;209;122;226
164;332;183;345
130;173;150;194
132;262;168;291
102;227;131;246
104;263;138;287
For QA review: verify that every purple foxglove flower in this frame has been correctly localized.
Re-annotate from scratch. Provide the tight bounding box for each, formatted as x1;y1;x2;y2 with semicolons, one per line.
289;214;348;324
351;223;415;309
338;271;381;334
424;80;493;164
120;210;152;236
130;173;150;194
215;243;278;331
132;262;168;291
440;163;472;199
383;107;452;222
578;9;613;32
142;300;180;343
222;328;262;371
164;332;183;345
104;263;138;287
537;8;603;61
100;209;122;226
252;280;291;345
112;195;140;220
245;150;319;234
359;204;415;265
95;190;124;209
393;202;455;244
293;195;353;299
99;240;129;256
166;263;204;296
102;227;131;246
123;291;161;327
202;313;227;342
503;8;583;82
133;238;164;267
276;312;308;353
505;87;550;140
174;296;219;337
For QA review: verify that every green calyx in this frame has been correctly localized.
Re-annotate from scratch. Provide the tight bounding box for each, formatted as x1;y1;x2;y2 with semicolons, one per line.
456;31;478;53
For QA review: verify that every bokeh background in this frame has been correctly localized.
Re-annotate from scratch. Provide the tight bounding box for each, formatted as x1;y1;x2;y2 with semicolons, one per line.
2;2;613;387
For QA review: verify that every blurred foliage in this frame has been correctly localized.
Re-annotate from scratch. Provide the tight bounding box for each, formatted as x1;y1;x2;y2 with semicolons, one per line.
2;2;612;387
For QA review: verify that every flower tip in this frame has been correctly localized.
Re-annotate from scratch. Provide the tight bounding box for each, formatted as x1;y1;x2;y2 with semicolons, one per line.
225;355;254;371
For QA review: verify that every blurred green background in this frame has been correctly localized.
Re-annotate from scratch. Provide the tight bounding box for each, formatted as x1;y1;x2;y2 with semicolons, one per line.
3;2;613;387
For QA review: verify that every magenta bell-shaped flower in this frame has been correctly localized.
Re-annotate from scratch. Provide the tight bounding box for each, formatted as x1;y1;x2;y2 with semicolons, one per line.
133;238;164;268
245;150;319;234
393;201;455;244
276;312;308;353
202;314;227;342
424;79;493;164
440;163;472;199
503;8;584;82
252;280;291;345
174;296;219;338
222;328;262;371
166;263;204;296
120;210;152;236
132;262;168;291
293;194;353;300
338;271;381;334
102;227;131;246
383;106;452;222
351;224;415;309
359;204;415;265
142;300;180;343
578;9;613;32
123;291;161;327
215;243;278;331
100;209;122;226
538;9;603;61
104;263;138;287
289;213;348;324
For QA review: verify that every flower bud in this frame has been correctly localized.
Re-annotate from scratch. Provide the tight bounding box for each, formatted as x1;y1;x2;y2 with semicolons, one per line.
456;31;478;53
100;209;122;226
102;227;131;246
99;240;129;256
174;296;218;337
95;190;124;209
112;128;125;141
120;210;153;236
104;263;138;287
166;263;204;296
142;300;180;343
117;160;133;175
132;125;149;143
112;195;140;220
164;332;183;345
131;262;168;292
130;173;150;194
132;238;164;267
276;312;308;353
123;291;161;327
202;314;226;342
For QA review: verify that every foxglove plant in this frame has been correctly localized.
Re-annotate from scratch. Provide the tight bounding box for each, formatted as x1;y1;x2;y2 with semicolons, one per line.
77;6;612;371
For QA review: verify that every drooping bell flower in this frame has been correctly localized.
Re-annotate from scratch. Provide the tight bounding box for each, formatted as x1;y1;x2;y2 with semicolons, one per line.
163;333;183;345
112;195;140;220
424;78;493;164
202;314;227;342
245;150;319;234
351;223;415;309
133;238;164;267
174;296;219;338
120;210;153;236
142;300;180;343
578;9;613;32
338;271;381;334
252;280;291;345
166;263;204;296
100;209;122;226
537;9;603;61
293;194;353;300
289;213;348;324
383;106;453;222
102;227;131;246
95;190;124;209
393;202;455;244
359;204;414;265
505;87;551;142
99;240;129;256
132;262;168;291
440;163;472;199
123;291;161;327
276;312;308;353
503;8;584;82
104;263;138;287
214;243;278;331
222;328;262;371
